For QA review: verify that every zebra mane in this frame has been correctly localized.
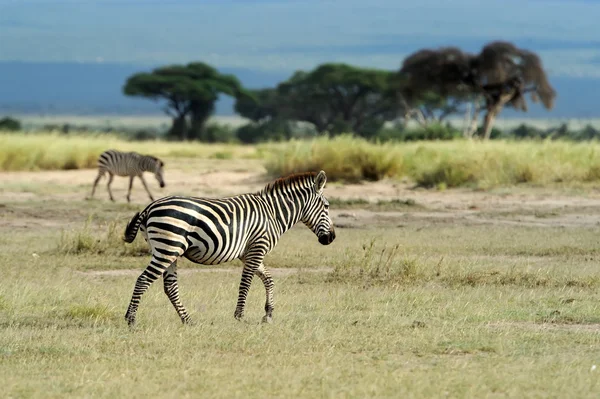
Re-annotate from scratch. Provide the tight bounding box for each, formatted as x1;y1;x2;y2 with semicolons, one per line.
260;172;317;195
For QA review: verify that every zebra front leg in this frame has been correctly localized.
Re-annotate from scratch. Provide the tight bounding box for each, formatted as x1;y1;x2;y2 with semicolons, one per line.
88;171;103;200
163;261;193;324
254;264;274;324
106;173;115;202
234;260;261;321
139;175;154;202
124;257;171;326
126;176;134;203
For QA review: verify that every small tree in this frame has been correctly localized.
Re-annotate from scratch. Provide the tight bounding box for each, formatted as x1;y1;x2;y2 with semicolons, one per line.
124;62;250;141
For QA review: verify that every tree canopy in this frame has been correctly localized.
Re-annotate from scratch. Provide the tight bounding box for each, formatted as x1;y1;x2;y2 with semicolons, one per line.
273;64;402;137
124;62;250;141
396;41;556;139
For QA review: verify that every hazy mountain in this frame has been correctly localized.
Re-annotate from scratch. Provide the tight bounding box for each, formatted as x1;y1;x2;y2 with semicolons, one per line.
1;0;599;118
0;61;598;119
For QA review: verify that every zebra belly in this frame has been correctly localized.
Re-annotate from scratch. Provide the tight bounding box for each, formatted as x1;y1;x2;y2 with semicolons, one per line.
183;244;242;265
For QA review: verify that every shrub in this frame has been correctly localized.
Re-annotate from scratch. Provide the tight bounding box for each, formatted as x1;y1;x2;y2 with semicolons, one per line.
0;117;21;131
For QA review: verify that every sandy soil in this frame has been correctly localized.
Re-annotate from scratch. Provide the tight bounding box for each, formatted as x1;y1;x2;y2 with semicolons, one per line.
3;158;600;230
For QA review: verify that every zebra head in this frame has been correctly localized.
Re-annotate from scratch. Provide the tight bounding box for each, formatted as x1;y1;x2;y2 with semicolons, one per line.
152;158;166;188
302;170;336;245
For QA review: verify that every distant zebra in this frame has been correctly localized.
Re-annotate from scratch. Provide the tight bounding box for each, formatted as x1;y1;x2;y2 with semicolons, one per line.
122;170;336;326
88;149;165;203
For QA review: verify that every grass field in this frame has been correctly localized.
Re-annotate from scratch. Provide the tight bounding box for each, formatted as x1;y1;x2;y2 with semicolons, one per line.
6;132;600;191
2;155;600;398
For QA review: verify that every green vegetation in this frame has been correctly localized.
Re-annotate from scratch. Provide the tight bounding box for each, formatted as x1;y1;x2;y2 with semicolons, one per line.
0;116;21;131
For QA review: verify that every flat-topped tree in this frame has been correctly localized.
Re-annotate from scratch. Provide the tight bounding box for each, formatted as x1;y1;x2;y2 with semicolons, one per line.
124;62;250;141
277;63;402;137
397;42;556;139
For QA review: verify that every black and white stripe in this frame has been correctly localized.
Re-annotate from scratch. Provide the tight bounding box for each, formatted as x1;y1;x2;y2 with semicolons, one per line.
122;170;336;326
88;149;165;202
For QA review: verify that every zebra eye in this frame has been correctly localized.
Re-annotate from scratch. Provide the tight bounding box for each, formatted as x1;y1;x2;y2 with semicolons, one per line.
324;204;329;209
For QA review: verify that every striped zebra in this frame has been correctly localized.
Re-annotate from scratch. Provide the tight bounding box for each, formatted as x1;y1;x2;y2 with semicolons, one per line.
88;149;165;203
122;170;336;326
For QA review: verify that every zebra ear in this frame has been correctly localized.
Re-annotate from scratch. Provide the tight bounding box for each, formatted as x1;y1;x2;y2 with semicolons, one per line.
314;170;327;193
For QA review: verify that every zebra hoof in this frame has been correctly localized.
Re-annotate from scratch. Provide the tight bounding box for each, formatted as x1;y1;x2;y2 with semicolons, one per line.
262;315;273;324
182;318;195;326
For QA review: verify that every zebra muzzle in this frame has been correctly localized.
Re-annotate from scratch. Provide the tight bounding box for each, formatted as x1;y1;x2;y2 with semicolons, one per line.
318;230;336;245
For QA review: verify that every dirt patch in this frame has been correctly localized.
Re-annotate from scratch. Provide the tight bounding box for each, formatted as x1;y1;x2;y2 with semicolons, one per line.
4;158;600;230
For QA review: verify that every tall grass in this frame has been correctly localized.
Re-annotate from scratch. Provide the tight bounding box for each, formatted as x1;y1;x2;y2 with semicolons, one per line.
6;132;600;189
58;216;149;256
263;135;403;182
0;131;261;171
265;135;600;188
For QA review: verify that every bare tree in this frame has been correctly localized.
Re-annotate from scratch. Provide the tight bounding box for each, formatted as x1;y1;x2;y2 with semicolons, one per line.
396;41;556;139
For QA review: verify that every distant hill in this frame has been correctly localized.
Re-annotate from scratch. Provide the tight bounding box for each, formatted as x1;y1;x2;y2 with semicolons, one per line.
0;61;598;119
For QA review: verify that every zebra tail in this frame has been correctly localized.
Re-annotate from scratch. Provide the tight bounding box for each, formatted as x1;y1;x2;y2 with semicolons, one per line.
123;211;145;243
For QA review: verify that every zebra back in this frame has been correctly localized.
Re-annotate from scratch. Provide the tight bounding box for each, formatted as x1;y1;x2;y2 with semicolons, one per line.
98;149;164;176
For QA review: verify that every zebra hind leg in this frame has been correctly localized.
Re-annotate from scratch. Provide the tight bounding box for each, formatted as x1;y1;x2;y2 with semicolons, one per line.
254;264;274;324
88;170;104;200
162;261;193;325
124;256;174;326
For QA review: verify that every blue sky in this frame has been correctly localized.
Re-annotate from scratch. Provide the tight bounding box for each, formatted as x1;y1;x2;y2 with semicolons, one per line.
1;0;600;77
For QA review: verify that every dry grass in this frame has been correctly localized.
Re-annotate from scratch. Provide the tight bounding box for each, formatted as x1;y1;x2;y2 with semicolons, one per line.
264;136;600;188
0;131;262;171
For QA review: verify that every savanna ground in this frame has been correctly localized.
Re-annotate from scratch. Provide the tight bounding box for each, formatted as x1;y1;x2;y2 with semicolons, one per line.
2;155;600;398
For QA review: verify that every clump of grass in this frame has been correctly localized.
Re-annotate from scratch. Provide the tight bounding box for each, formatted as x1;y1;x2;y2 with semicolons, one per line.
58;216;149;256
328;239;423;284
264;135;403;182
64;304;114;322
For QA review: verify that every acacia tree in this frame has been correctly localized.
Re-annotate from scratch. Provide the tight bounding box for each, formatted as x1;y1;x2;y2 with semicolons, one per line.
396;42;556;139
234;88;279;123
124;62;249;141
276;64;403;136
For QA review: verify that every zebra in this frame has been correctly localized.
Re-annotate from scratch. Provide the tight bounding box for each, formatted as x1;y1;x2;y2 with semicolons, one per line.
88;149;166;203
121;170;336;326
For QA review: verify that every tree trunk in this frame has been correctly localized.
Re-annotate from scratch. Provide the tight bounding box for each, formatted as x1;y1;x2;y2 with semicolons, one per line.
482;92;515;140
168;114;188;140
463;102;480;139
189;101;214;141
